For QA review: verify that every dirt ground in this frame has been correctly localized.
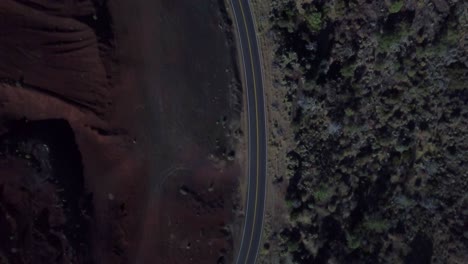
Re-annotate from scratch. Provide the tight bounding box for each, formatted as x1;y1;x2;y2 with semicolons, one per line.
0;0;242;263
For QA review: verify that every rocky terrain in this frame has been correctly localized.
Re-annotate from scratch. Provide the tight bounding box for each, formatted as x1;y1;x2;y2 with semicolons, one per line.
0;119;92;263
0;1;133;262
0;0;242;263
255;0;467;263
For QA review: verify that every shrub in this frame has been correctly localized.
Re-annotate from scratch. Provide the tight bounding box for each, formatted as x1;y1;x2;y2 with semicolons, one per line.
313;185;332;203
389;1;404;14
346;233;361;250
363;219;389;233
305;12;322;32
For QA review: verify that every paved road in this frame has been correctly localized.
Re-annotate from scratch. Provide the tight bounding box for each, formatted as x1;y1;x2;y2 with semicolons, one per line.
230;0;267;263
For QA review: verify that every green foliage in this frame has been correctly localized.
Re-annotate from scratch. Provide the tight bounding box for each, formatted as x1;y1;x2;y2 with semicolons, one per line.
441;28;459;46
346;233;361;249
345;108;355;117
275;5;298;33
284;8;295;19
407;69;417;78
394;195;416;208
341;64;355;78
377;32;402;52
305;12;323;32
313;185;332;203
376;22;409;53
326;0;346;20
447;68;465;91
271;0;467;261
445;30;458;44
363;219;389;233
389;1;404;14
287;240;300;252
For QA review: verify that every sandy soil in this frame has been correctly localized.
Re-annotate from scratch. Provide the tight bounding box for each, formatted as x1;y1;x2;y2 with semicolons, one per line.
0;0;242;263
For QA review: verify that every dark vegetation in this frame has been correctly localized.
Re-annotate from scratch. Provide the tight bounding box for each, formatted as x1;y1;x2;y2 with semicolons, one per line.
268;0;467;263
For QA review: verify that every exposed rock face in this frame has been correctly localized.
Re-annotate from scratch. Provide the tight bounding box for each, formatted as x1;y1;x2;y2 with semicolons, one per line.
0;0;113;115
0;0;241;263
0;1;142;263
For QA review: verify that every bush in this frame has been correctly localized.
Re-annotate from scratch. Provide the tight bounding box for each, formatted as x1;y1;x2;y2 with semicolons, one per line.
313;185;332;203
305;12;322;32
389;1;404;14
363;219;389;233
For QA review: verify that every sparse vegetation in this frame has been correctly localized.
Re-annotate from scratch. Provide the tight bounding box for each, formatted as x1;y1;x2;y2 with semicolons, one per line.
259;0;468;263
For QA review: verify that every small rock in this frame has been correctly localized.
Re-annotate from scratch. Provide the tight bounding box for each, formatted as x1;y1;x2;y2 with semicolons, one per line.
179;186;188;196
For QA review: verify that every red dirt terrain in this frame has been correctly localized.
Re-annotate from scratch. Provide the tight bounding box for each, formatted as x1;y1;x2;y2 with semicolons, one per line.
0;0;242;263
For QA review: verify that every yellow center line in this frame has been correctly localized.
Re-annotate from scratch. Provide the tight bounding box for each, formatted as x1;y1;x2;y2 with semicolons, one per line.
238;0;261;262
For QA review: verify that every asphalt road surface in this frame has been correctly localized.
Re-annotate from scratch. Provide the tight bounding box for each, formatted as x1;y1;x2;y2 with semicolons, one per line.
230;0;267;263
